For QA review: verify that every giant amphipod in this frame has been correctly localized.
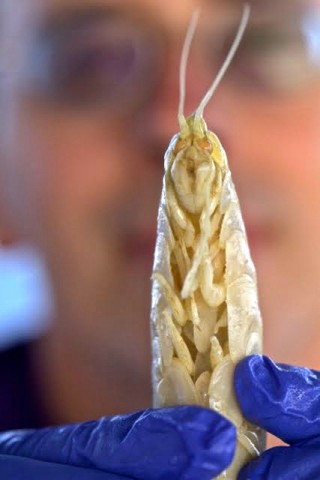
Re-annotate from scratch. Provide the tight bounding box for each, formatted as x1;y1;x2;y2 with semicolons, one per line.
150;4;265;478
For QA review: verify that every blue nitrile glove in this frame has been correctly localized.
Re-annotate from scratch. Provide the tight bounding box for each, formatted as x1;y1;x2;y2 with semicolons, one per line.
0;405;236;480
235;355;320;480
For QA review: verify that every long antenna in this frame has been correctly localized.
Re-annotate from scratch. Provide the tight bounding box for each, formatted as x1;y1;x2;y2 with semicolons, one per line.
195;3;250;119
178;9;200;120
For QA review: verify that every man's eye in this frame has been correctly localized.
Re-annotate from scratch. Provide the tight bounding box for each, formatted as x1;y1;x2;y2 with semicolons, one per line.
239;28;298;54
219;25;318;94
51;41;139;101
23;16;163;108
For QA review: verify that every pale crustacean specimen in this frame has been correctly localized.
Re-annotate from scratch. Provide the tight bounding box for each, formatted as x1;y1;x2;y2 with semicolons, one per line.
150;5;265;479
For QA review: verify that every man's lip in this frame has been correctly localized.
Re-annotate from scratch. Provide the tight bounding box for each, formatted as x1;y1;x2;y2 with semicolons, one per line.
244;221;279;251
245;225;267;248
123;232;156;262
125;224;271;253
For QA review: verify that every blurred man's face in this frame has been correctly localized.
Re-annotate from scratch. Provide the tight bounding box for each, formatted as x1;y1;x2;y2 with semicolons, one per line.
204;0;320;361
0;0;319;375
0;0;210;378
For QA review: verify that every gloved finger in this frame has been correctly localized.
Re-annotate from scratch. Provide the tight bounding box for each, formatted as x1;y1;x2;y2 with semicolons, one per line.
234;355;320;446
0;406;236;480
237;446;320;480
0;454;131;480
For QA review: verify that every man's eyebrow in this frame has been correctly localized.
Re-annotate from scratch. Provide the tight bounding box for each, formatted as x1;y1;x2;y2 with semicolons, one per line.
207;0;306;13
38;5;121;40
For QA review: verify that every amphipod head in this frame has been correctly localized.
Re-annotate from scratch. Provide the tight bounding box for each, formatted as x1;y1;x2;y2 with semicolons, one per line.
172;3;250;216
169;114;216;215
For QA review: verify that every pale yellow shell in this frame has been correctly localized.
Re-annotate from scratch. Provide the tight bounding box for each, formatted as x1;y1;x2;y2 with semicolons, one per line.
150;115;265;479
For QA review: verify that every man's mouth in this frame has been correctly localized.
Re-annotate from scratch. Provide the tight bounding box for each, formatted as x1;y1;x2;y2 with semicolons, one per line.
123;231;156;265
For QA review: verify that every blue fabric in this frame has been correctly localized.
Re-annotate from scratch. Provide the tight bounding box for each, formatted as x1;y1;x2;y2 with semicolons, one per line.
0;405;236;480
0;342;46;431
0;455;128;480
235;355;320;479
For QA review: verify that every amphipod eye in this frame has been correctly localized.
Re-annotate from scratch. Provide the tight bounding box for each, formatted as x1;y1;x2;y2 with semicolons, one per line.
195;137;213;154
173;138;189;155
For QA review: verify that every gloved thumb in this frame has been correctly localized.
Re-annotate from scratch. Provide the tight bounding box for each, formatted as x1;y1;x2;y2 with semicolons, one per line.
0;406;236;480
234;355;320;446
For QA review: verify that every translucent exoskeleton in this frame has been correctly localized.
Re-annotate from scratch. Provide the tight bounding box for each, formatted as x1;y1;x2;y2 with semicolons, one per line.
150;4;265;479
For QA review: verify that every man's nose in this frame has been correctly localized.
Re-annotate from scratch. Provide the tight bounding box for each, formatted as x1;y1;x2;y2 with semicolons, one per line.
135;49;211;155
205;84;265;184
205;83;251;164
205;87;234;152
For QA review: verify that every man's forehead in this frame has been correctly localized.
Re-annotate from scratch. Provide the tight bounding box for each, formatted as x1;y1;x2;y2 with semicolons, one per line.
2;0;318;13
1;0;318;34
223;0;317;7
0;0;192;38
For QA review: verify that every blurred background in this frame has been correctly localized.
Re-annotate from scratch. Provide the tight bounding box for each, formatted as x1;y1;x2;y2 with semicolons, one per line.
0;0;319;441
0;247;52;348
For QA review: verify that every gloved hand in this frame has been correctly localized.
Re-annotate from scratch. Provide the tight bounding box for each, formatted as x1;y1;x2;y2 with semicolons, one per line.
0;405;236;480
234;355;320;479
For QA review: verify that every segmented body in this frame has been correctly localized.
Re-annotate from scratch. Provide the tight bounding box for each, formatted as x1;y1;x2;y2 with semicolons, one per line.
151;114;264;478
